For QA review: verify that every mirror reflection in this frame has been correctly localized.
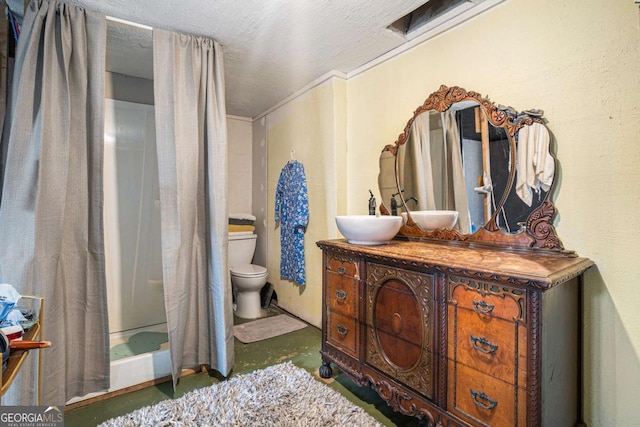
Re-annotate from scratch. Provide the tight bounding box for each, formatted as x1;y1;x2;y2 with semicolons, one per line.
393;102;512;234
378;148;397;220
500;122;554;231
379;85;558;247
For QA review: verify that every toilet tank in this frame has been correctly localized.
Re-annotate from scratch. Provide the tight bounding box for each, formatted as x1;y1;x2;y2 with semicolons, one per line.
228;233;257;268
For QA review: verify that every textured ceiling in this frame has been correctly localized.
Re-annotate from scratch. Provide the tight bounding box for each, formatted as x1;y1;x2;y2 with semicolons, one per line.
69;1;488;118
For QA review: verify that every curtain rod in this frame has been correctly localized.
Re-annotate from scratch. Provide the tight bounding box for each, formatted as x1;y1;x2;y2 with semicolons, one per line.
106;16;152;31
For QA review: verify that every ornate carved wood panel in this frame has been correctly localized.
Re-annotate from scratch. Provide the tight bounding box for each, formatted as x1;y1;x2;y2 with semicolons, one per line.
365;263;435;399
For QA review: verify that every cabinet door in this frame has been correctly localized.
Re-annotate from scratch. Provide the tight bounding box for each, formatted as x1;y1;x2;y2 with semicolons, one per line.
365;263;436;399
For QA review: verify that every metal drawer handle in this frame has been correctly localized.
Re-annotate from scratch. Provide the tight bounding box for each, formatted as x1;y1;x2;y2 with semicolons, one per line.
335;289;348;301
337;266;348;275
470;389;498;410
472;299;495;315
470;335;498;354
336;324;349;336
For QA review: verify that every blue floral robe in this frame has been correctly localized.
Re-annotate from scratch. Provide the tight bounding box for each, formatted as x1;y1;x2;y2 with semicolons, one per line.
275;160;309;285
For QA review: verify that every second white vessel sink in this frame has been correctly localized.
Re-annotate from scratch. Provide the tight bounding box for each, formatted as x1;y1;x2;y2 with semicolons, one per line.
401;210;458;231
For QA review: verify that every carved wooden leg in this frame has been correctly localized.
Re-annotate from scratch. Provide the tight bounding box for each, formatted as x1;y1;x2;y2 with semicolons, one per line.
319;361;333;378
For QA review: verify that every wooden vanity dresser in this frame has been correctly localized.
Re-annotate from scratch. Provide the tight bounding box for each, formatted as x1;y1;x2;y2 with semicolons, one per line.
318;239;592;426
319;85;594;426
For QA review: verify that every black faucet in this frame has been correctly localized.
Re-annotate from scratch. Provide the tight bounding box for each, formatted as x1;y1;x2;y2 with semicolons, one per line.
368;190;377;215
391;192;418;216
390;192;402;216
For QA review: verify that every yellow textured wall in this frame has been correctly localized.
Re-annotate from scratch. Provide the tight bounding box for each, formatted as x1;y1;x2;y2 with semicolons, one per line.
262;0;639;423
265;77;347;327
346;0;640;425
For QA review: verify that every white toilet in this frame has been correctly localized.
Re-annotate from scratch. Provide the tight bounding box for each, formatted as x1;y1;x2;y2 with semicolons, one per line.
228;232;268;319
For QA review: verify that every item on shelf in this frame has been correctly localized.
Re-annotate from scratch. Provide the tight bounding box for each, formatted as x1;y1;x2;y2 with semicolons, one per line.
0;324;24;341
0;283;21;321
0;330;9;372
9;340;51;350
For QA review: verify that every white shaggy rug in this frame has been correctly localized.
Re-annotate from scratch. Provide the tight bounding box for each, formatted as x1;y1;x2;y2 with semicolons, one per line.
99;361;383;426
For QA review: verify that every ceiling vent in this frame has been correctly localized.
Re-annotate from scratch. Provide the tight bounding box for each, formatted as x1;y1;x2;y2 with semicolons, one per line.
388;0;488;40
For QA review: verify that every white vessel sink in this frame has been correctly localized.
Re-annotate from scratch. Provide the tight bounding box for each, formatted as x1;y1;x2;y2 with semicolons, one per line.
335;215;402;245
401;210;458;231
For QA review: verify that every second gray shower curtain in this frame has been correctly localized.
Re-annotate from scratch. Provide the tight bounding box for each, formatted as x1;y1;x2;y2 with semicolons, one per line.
153;30;234;388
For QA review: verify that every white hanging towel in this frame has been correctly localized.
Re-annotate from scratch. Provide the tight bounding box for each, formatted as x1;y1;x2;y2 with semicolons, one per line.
515;122;555;207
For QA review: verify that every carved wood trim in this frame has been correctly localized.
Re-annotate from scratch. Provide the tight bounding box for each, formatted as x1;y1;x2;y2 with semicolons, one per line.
317;241;562;290
527;200;563;250
527;290;542;426
385;86;535;155
324;345;470;426
366;374;436;424
437;275;448;407
399;222;468;242
321;346;366;385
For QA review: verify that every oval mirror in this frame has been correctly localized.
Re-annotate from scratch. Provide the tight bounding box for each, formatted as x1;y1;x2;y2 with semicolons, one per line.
379;85;564;252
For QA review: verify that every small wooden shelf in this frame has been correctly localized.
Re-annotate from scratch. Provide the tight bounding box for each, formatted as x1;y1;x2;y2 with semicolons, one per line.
1;321;41;396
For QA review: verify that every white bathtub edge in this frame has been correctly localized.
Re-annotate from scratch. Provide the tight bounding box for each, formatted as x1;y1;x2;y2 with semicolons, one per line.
66;348;171;405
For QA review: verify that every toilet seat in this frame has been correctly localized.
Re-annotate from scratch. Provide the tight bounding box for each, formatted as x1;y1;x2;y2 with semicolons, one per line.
230;264;267;278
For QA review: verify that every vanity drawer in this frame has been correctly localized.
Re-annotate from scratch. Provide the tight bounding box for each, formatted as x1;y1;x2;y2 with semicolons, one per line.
449;277;525;323
448;305;528;387
325;270;358;317
448;362;527;427
327;310;358;356
325;254;358;278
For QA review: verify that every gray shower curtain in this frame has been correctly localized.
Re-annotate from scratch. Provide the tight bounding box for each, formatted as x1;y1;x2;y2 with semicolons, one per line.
406;112;436;210
443;111;471;233
153;29;234;388
0;0;108;404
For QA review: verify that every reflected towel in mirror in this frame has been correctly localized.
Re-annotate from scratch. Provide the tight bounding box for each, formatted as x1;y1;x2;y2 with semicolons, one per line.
515;122;555;207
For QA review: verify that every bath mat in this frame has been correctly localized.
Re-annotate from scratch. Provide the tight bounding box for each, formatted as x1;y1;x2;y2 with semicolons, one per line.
233;314;307;343
99;361;383;427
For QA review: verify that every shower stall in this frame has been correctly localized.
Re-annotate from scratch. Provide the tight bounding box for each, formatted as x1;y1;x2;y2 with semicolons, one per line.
67;18;231;403
1;11;231;405
103;98;171;395
67;96;171;405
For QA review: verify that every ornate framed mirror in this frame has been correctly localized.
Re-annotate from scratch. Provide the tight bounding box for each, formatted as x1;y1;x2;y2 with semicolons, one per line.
379;85;568;253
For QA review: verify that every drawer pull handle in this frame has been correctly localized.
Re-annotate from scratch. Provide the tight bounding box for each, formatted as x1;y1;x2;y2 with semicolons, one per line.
337;266;348;275
470;335;498;354
336;324;349;336
472;299;495;315
470;389;498;410
335;289;348;301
